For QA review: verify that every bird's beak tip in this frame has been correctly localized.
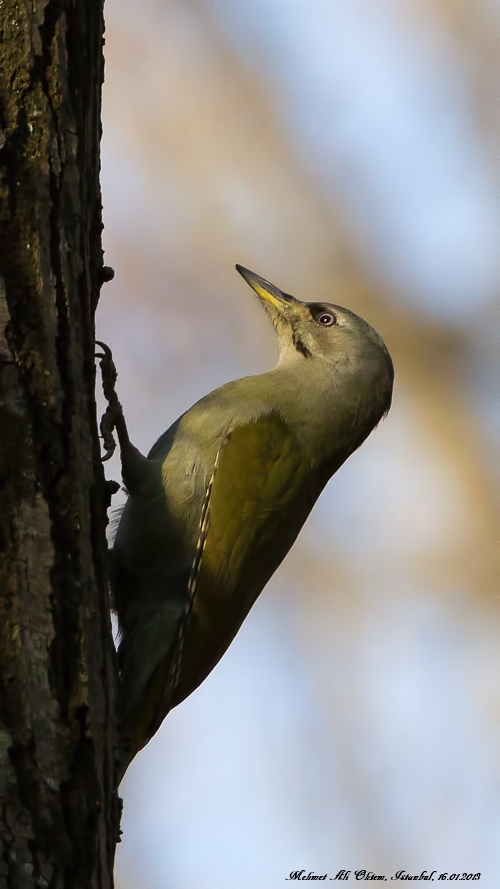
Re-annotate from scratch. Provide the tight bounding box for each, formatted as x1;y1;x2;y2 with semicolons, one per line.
235;264;258;286
235;265;296;311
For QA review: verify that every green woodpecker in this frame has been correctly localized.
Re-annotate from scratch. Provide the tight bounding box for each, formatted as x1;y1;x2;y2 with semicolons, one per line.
99;266;394;780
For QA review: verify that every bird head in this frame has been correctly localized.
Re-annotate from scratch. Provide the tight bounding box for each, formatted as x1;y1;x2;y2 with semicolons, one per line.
235;265;393;395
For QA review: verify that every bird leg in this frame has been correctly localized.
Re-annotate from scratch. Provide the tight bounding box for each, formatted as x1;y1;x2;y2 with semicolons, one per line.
95;341;152;495
95;341;127;461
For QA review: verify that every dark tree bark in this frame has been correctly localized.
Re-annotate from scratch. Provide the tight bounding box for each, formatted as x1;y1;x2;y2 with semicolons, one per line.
0;1;118;887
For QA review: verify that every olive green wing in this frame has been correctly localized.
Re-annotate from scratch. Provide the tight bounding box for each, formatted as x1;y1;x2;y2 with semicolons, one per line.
119;413;317;775
170;412;316;707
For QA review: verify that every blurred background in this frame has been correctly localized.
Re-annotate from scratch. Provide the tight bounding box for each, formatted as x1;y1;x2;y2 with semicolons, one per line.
96;0;500;885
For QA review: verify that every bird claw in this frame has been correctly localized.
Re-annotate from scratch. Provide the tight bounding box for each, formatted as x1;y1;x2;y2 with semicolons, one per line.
99;404;122;461
95;341;122;462
101;442;116;463
95;341;118;400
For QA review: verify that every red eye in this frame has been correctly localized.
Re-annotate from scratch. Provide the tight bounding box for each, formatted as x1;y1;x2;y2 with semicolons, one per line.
317;312;336;326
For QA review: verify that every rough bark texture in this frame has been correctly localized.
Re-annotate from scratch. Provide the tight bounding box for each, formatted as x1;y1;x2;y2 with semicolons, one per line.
0;1;118;887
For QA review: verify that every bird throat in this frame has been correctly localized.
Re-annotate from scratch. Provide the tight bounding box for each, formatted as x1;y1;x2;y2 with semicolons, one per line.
291;329;311;358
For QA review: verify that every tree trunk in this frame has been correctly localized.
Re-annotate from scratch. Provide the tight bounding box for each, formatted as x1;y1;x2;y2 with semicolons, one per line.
0;1;118;887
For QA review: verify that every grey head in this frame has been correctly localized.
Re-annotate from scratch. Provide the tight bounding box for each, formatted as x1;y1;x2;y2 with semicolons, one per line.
235;265;394;421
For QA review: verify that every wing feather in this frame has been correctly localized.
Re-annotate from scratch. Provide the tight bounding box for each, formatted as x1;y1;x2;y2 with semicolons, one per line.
171;413;314;706
119;413;318;773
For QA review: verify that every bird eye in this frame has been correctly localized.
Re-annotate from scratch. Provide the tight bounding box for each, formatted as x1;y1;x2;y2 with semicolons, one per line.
317;312;336;327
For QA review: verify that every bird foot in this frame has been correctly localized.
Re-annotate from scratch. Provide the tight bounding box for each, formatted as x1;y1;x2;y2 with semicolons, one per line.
95;341;124;461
